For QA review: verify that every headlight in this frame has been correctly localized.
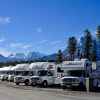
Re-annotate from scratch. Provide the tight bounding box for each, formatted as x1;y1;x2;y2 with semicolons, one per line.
38;77;42;81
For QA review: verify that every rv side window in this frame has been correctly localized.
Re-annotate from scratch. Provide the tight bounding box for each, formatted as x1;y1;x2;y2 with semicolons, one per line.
29;71;36;76
47;72;53;76
57;67;64;73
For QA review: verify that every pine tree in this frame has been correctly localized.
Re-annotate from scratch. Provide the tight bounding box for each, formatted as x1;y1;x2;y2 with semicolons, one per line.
84;29;91;59
90;40;96;61
68;36;77;60
77;49;80;59
57;50;62;62
97;25;100;42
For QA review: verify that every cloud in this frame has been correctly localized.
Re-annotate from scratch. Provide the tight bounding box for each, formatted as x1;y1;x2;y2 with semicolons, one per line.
0;47;11;57
0;37;6;43
10;43;31;49
36;27;43;33
50;41;61;45
39;40;48;43
0;16;11;24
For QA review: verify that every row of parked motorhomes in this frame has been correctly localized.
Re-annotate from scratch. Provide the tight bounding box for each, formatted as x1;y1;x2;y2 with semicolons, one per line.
0;59;100;90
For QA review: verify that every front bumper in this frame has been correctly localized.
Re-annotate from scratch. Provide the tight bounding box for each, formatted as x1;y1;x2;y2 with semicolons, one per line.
30;79;42;85
62;82;80;87
14;78;25;83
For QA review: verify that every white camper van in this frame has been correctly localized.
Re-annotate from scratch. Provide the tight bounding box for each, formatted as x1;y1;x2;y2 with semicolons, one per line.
8;66;15;82
30;62;65;87
61;59;92;90
0;66;12;81
14;63;35;85
0;67;4;80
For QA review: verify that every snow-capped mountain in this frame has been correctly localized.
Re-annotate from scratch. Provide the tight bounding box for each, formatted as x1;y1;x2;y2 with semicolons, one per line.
7;53;26;62
0;49;68;62
0;54;7;62
40;53;57;61
26;51;46;60
8;53;26;58
15;53;26;58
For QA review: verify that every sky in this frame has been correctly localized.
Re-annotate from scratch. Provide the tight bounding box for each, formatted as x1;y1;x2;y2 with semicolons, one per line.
0;0;100;56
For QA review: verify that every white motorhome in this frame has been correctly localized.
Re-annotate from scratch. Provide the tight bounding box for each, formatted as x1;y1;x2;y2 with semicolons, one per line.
0;67;4;80
30;62;65;87
0;66;12;81
8;66;15;82
61;59;92;90
14;63;35;85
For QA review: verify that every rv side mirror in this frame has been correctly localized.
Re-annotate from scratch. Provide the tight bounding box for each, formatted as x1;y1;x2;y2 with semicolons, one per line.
57;67;64;73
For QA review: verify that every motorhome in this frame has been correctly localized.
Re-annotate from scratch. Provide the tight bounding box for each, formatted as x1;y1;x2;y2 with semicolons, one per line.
0;66;12;81
30;62;66;87
0;67;4;79
61;59;92;90
14;63;35;85
8;66;15;82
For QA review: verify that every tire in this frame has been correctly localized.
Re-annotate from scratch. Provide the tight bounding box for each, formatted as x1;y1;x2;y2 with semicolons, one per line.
25;80;29;86
78;82;85;91
16;82;19;85
62;86;66;90
2;79;4;81
42;81;48;88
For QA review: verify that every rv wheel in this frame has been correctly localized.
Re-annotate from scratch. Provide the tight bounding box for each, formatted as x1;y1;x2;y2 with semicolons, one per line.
78;82;85;91
16;82;19;85
42;81;48;88
62;86;66;90
2;79;4;81
25;80;29;86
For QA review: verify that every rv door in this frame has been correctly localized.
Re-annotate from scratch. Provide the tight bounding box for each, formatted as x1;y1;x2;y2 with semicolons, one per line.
46;71;53;85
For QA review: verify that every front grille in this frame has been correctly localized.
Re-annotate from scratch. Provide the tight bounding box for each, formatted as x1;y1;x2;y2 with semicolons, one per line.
63;78;75;83
31;77;39;82
15;77;22;80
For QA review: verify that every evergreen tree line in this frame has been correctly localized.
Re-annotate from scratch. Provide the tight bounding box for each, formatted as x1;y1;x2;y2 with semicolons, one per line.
67;25;100;61
57;25;100;62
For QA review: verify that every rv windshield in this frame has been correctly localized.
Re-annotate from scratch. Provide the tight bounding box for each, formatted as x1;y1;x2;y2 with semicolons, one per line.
9;71;14;75
36;70;48;76
20;71;29;76
6;71;10;74
67;70;83;77
15;71;21;75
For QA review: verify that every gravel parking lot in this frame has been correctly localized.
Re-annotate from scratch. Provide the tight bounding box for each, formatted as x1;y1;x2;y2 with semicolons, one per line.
0;81;100;100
